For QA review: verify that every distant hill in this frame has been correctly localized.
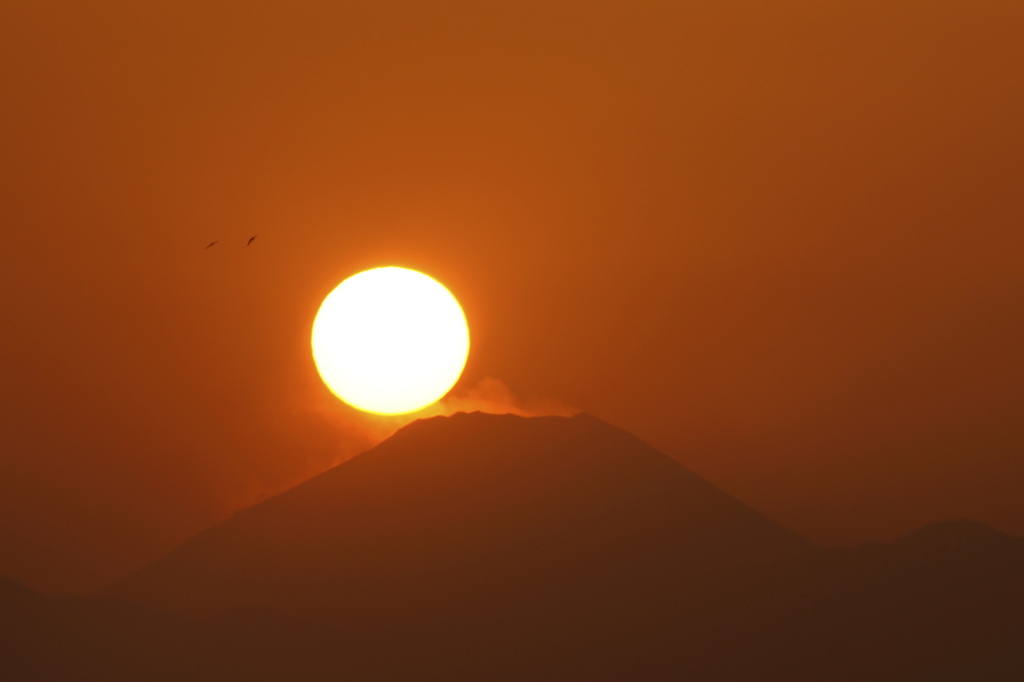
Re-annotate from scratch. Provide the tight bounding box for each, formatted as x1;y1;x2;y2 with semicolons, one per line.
585;519;1024;681
0;573;206;681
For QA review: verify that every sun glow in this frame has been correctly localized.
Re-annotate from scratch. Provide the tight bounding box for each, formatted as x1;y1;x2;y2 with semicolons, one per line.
311;267;470;415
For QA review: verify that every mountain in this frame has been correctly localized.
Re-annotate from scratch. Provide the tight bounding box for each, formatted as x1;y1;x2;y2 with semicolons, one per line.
6;413;1024;680
105;412;813;672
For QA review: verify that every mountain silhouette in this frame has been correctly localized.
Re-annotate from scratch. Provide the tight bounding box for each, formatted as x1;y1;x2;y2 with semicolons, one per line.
107;413;812;641
6;413;1022;680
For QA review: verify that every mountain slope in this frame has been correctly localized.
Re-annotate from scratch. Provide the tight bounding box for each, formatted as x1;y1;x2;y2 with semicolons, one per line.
106;412;813;638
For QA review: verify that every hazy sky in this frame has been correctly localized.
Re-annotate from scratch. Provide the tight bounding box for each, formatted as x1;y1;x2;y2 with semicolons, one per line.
2;0;1022;592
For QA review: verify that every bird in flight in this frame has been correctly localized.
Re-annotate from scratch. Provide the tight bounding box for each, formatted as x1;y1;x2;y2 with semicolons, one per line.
205;241;219;249
247;235;257;246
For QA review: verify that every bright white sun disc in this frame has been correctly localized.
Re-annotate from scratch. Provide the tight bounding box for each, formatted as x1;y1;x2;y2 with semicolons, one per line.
311;267;469;415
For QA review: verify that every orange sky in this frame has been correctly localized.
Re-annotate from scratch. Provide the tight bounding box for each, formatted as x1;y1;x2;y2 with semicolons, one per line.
2;0;1023;593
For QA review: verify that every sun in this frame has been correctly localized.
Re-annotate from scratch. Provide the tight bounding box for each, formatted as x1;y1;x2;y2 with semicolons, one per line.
311;267;470;415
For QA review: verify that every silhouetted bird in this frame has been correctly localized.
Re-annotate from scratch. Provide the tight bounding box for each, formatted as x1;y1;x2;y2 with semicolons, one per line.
247;235;257;246
205;241;218;249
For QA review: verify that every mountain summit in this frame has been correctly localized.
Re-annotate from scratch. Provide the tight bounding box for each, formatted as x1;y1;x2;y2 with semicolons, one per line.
107;412;812;637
